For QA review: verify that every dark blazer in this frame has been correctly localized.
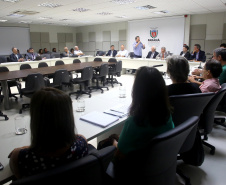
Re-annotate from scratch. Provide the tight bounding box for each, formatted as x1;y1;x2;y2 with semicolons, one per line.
106;50;117;57
9;53;24;62
146;51;159;59
190;50;206;62
180;51;191;60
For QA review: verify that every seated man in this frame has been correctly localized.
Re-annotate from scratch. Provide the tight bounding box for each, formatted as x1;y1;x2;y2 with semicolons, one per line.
116;45;128;57
146;46;159;59
43;48;50;54
180;45;191;60
190;44;206;62
74;46;84;56
220;43;226;48
9;47;24;62
156;47;169;59
106;45;117;57
25;48;38;61
62;47;72;57
52;48;57;52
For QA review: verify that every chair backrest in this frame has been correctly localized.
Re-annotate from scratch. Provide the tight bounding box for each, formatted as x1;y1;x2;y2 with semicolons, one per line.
110;116;199;185
55;60;64;66
0;56;7;63
108;58;117;63
10;155;103;185
73;59;81;63
51;53;61;58
81;66;93;81
201;83;226;134
96;51;105;56
25;73;45;91
99;64;109;77
38;62;48;68
94;57;102;62
115;60;122;74
53;69;70;85
41;54;51;59
20;64;32;70
129;52;134;58
0;66;9;72
35;56;42;61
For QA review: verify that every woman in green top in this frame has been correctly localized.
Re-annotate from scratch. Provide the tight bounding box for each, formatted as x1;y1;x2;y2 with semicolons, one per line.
113;66;174;156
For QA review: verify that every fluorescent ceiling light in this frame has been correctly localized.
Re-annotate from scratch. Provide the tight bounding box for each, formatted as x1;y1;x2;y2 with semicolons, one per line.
42;22;53;25
38;2;62;8
135;5;156;10
38;17;52;20
116;15;128;18
2;0;19;2
79;20;91;23
73;8;90;12
111;0;136;5
153;10;169;14
8;13;25;17
0;20;8;22
19;21;32;23
97;12;112;15
60;19;71;21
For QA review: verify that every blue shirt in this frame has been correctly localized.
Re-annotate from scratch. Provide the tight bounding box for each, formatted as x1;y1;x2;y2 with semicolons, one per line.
133;42;144;56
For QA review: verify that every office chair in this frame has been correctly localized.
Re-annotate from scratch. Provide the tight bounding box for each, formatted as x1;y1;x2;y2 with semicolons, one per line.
73;59;81;63
0;56;7;63
106;117;199;185
106;60;122;88
108;58;117;63
51;53;61;58
0;95;9;120
38;62;48;68
41;54;51;59
35;56;42;61
49;69;72;89
55;60;64;66
20;64;31;70
0;67;21;101
128;52;134;59
89;64;109;93
94;57;102;62
7;57;10;62
199;83;226;155
69;66;93;100
19;73;45;114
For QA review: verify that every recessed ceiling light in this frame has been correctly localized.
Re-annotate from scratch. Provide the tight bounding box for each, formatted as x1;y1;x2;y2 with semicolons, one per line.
116;15;128;18
38;17;52;20
8;13;25;17
42;22;53;25
153;10;169;14
79;20;91;23
2;0;19;2
0;20;8;22
135;5;156;10
60;19;71;21
19;21;32;24
111;0;136;5
97;12;112;15
38;2;62;8
73;8;90;12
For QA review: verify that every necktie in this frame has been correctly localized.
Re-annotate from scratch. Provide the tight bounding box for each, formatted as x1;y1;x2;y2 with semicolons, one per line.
162;53;164;58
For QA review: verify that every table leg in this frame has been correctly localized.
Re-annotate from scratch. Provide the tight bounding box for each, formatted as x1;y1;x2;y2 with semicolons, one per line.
1;80;10;110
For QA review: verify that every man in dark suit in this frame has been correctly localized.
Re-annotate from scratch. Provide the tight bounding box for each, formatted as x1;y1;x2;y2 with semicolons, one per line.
180;45;191;60
9;47;24;62
190;44;206;62
146;46;159;59
106;45;117;57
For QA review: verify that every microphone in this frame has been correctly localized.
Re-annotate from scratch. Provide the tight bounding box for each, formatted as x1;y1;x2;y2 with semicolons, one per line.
152;64;163;68
198;62;202;69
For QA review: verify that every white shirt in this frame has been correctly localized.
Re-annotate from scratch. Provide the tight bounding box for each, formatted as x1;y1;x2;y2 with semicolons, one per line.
151;52;155;58
74;50;83;55
117;50;128;57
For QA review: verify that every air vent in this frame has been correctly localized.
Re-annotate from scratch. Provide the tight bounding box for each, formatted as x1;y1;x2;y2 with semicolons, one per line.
13;10;39;15
135;5;156;10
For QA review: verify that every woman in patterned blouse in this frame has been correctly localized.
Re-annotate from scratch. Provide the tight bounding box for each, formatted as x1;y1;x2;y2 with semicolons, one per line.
9;87;88;179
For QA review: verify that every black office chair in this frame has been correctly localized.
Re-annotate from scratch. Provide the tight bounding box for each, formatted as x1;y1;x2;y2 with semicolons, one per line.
169;92;214;184
41;54;51;59
38;62;48;68
0;56;7;63
0;95;8;120
108;58;117;63
51;53;61;58
107;116;199;185
69;66;93;100
35;56;42;61
20;64;31;70
128;52;134;59
0;67;21;101
73;59;81;63
199;83;226;155
94;57;102;62
96;51;105;56
49;69;71;89
19;73;45;114
106;60;122;88
89;64;109;93
55;60;64;66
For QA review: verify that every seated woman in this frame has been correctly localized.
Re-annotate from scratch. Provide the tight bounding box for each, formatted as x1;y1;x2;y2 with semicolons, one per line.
189;59;222;93
9;88;88;179
167;55;201;96
38;49;43;56
113;66;174;159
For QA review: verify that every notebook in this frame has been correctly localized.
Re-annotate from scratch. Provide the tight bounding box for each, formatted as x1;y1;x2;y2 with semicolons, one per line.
80;111;119;128
110;103;130;114
104;109;128;118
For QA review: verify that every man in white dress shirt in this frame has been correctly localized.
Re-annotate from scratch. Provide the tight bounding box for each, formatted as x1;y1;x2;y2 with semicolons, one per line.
74;46;84;56
116;45;128;57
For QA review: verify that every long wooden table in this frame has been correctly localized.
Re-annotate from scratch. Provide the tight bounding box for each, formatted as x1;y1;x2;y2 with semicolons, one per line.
0;62;112;110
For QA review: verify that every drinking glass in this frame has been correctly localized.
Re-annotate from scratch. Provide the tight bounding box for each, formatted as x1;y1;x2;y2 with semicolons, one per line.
76;99;85;112
15;115;27;135
119;86;126;98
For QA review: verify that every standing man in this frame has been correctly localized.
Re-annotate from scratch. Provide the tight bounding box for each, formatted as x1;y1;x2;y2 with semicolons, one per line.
74;46;84;56
106;45;117;57
146;46;159;59
9;47;24;62
190;44;206;62
133;36;145;58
